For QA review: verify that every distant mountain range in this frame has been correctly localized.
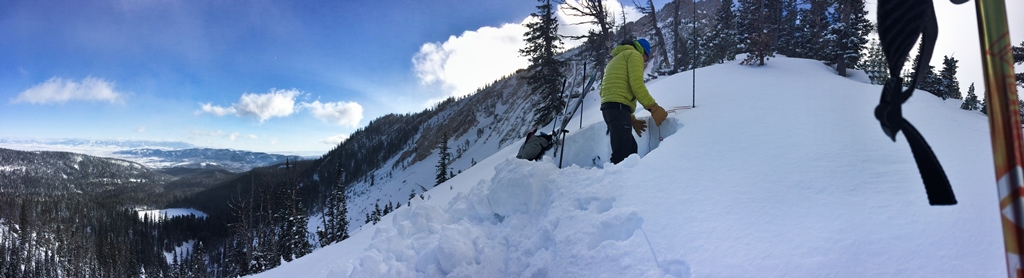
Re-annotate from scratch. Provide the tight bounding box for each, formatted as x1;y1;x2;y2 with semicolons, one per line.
0;138;195;150
0;138;308;172
113;148;304;172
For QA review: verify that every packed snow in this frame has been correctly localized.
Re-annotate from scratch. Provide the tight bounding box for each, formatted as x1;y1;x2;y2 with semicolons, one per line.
253;56;1007;277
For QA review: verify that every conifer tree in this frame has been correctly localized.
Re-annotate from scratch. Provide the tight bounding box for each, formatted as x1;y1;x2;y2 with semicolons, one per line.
522;0;568;127
825;0;872;76
709;0;739;63
737;0;778;65
961;83;979;110
435;133;451;186
904;41;942;97
860;36;888;85
800;0;831;61
318;162;350;246
981;96;989;115
939;55;961;100
773;0;801;58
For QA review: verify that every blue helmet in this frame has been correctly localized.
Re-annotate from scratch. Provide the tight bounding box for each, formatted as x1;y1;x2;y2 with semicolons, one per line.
635;38;652;56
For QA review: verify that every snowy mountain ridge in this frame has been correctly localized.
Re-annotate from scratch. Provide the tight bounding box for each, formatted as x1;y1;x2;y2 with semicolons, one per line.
254;56;1007;277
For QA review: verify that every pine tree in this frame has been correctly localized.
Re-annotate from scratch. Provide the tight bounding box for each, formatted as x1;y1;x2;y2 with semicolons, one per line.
904;41;942;97
737;0;778;66
522;0;568;128
318;162;350;246
709;0;739;63
801;0;831;61
372;203;382;225
189;242;208;277
435;133;451;186
773;0;801;58
860;36;888;85
939;55;962;100
981;96;989;115
825;0;872;76
961;83;979;110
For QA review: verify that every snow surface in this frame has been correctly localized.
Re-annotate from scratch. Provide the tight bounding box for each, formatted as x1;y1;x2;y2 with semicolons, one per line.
254;56;1007;277
136;208;209;222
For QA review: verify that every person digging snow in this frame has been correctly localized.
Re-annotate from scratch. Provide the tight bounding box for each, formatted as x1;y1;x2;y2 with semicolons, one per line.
599;38;668;164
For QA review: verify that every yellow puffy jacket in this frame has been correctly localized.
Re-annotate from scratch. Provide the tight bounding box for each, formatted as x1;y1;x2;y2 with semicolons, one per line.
599;44;656;114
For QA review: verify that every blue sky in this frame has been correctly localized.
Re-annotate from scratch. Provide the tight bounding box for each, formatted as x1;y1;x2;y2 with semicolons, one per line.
1;0;1019;155
0;0;658;154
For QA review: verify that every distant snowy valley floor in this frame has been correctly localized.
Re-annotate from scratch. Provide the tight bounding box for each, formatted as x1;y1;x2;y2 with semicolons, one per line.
254;56;1007;277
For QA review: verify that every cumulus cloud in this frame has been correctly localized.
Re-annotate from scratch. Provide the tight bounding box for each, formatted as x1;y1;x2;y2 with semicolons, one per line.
321;134;350;145
12;76;124;104
198;88;300;123
301;100;363;128
411;0;642;104
413;23;530;100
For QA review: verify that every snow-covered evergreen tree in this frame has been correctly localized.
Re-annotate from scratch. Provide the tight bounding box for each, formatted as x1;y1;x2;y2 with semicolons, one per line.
521;0;567;128
708;0;739;64
737;0;777;66
860;37;888;85
800;0;831;61
961;83;979;111
773;0;801;58
318;162;350;247
939;55;962;100
825;0;872;76
435;133;451;186
904;42;942;98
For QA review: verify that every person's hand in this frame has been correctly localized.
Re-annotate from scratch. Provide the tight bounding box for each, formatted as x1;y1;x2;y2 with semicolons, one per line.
631;116;647;137
648;103;668;126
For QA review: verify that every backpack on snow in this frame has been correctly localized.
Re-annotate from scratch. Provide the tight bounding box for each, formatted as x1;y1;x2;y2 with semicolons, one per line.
516;129;554;161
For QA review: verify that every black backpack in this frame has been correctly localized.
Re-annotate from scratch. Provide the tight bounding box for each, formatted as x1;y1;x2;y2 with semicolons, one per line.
516;129;554;161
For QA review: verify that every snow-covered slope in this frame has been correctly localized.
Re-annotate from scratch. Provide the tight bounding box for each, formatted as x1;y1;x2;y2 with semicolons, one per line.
255;56;1006;277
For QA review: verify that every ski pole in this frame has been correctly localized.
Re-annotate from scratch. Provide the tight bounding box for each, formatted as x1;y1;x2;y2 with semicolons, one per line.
972;0;1024;276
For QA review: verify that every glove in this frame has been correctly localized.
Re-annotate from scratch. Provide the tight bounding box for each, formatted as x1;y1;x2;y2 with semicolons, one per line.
648;103;668;126
631;115;647;137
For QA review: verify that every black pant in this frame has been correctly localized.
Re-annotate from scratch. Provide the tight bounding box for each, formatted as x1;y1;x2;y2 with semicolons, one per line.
601;102;637;164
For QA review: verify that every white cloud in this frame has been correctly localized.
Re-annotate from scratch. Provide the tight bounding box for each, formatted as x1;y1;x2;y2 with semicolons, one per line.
413;23;530;101
228;132;240;141
136;126;147;133
198;88;301;123
199;103;236;116
410;0;643;105
12;76;124;104
301;100;363;127
321;134;350;145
